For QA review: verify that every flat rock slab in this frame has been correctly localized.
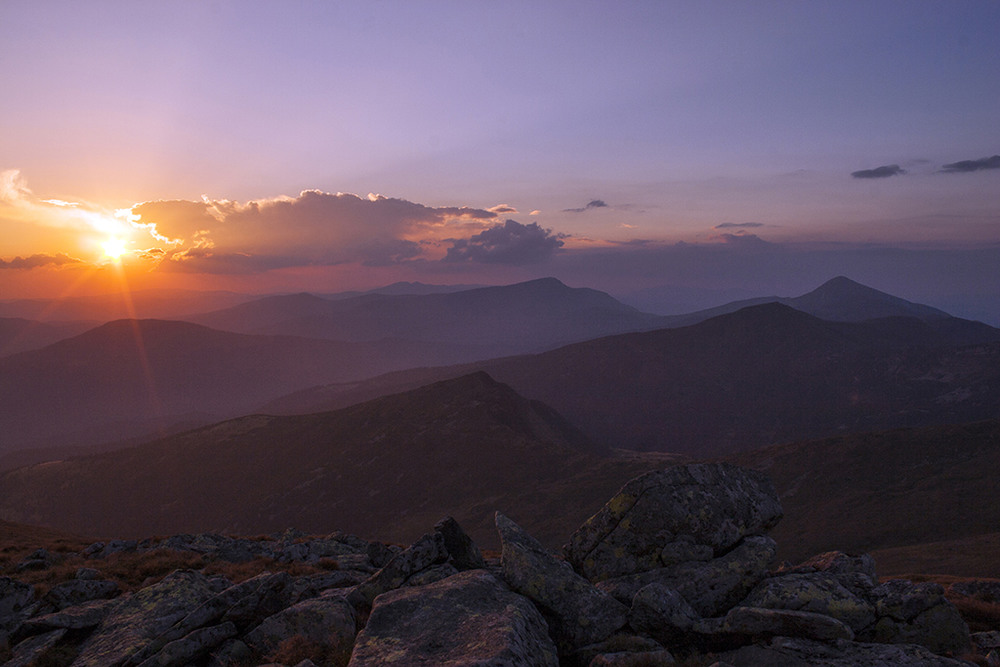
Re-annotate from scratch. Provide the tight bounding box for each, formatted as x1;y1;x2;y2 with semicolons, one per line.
564;463;782;582
349;569;558;666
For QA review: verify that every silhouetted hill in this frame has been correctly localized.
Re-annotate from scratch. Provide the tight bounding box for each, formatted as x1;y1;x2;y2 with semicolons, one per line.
0;319;488;453
723;419;1000;576
265;303;1000;456
657;276;955;328
0;373;680;548
0;317;94;357
189;277;666;354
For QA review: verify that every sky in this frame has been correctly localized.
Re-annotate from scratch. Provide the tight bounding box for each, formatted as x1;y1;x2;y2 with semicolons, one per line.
1;1;999;321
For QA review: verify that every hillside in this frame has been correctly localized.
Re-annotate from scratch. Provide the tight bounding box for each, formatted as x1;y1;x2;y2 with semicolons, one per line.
264;303;1000;456
188;277;666;354
0;319;486;453
724;419;1000;576
0;373;681;548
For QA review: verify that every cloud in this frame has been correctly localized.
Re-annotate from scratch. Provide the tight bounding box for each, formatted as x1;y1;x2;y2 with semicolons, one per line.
127;190;501;273
0;253;84;269
488;204;518;214
563;199;609;213
444;219;565;264
712;233;774;248
940;155;1000;173
714;222;764;229
851;165;906;179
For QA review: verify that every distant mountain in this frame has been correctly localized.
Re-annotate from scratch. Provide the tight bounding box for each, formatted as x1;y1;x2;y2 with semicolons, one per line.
723;419;1000;577
0;319;489;453
0;288;258;322
188;277;666;355
0;373;679;548
265;302;1000;456
656;276;953;328
0;317;94;357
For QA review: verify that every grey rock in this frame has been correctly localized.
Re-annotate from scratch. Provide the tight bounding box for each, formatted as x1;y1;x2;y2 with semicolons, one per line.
41;579;119;611
1;577;34;625
973;630;1000;651
347;532;449;610
589;649;676;665
796;551;878;582
718;636;972;666
949;580;1000;603
497;512;628;651
598;536;776;617
659;535;714;567
695;606;855;646
740;572;876;632
290;570;368;603
349;569;558;667
628;583;700;645
243;595;356;662
862;580;970;655
434;515;487;571
70;570;219;667
406;562;460;587
205;638;252;667
6;628;67;667
136;622;237;667
21;598;117;632
564;463;782;582
76;568;101;580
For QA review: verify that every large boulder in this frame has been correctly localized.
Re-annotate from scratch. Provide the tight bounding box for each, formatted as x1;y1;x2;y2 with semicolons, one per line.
348;569;558;666
740;572;876;632
497;512;628;651
564;463;782;582
243;595;356;663
597;535;776;617
695;606;855;648
861;580;970;655
347;532;449;610
718;636;972;666
70;570;220;667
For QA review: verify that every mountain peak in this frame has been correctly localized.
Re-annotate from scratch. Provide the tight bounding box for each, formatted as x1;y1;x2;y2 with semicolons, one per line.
791;277;949;322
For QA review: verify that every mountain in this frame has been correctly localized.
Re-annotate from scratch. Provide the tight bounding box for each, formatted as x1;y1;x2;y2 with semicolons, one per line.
264;302;1000;456
0;288;257;322
654;276;954;328
187;277;666;355
0;373;680;548
0;317;94;357
0;319;488;453
723;419;1000;577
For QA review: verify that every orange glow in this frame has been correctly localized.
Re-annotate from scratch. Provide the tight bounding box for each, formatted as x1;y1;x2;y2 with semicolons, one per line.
101;237;129;261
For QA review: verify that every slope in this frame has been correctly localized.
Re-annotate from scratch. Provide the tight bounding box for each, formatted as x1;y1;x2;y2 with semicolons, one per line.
0;373;680;548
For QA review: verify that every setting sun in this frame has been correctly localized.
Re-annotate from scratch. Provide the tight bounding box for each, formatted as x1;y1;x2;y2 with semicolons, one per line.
102;237;128;261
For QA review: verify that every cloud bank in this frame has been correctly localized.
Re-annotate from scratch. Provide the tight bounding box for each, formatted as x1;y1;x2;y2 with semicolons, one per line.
940;155;1000;173
0;253;83;269
444;220;565;264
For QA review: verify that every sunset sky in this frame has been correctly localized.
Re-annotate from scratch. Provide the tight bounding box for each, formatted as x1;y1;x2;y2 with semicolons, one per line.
2;2;998;320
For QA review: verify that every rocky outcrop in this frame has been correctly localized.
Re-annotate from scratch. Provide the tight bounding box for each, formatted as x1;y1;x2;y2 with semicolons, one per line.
0;463;979;666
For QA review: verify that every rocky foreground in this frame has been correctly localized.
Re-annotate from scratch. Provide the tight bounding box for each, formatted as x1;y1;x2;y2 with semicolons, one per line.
2;463;999;666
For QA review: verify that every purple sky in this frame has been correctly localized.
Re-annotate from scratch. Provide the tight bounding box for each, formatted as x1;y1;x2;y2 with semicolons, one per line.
1;2;998;321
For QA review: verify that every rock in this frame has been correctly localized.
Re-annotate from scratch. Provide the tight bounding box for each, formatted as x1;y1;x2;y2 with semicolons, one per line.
497;512;628;651
628;583;700;645
76;568;101;581
0;578;34;625
205;639;252;667
862;580;971;655
564;463;782;582
21;598;117;632
695;607;854;647
71;569;220;667
588;649;676;665
949;580;1000;602
597;536;776;617
243;595;356;661
659;535;714;567
434;516;487;571
405;562;459;587
349;569;558;666
795;551;878;582
740;572;876;632
41;579;120;611
347;532;449;610
290;570;368;603
5;628;67;667
136;622;237;667
571;634;668;666
218;571;295;630
973;630;1000;651
717;636;971;666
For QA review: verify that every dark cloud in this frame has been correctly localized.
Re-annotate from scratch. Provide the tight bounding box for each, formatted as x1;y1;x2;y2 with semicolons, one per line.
714;222;764;229
563;199;609;213
851;165;906;179
444;219;565;264
940;155;1000;173
488;204;518;214
714;233;774;249
156;247;301;274
0;253;83;269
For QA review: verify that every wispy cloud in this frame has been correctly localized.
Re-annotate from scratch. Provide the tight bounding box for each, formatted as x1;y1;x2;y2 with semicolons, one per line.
563;199;608;213
940;155;1000;173
714;222;764;229
0;253;84;269
851;165;906;179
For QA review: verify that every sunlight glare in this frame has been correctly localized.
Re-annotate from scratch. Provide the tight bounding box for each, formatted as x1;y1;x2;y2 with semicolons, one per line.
102;237;128;261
